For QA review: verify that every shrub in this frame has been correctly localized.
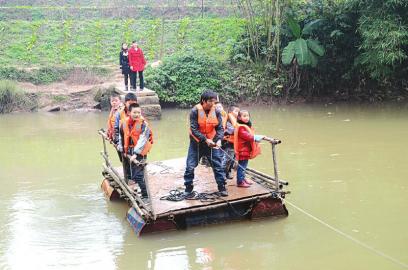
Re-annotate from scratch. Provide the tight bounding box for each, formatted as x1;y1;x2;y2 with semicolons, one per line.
0;80;35;113
145;51;238;106
231;63;288;103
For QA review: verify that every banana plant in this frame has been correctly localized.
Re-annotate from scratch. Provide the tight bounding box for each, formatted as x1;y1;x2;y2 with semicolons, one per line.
282;17;325;67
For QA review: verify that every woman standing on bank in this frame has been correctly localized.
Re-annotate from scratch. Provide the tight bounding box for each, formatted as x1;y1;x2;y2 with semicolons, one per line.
119;42;131;91
128;40;147;91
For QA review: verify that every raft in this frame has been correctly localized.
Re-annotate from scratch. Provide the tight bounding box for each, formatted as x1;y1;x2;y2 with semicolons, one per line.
99;131;290;236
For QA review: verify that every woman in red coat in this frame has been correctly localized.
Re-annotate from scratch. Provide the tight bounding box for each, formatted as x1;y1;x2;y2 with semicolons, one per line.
234;110;265;187
128;41;147;91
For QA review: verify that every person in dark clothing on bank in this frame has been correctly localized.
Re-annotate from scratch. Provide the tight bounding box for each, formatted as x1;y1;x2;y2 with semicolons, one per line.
183;90;228;197
119;42;131;91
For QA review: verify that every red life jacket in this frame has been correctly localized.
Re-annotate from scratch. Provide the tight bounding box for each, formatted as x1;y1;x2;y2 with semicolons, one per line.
189;103;219;142
234;124;261;160
224;113;237;144
123;117;153;156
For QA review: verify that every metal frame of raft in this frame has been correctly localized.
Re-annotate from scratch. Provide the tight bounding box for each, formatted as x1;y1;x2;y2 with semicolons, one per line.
98;130;290;236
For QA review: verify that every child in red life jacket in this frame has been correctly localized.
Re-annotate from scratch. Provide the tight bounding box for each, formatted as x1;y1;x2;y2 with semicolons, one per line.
234;110;265;188
123;103;153;198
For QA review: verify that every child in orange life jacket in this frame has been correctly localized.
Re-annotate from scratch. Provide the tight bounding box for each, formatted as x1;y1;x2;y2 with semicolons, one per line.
106;93;122;141
115;93;138;180
114;93;138;146
123;103;153;198
234;110;265;188
223;105;240;179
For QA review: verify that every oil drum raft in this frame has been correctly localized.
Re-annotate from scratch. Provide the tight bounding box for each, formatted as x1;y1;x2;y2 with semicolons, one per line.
99;130;290;236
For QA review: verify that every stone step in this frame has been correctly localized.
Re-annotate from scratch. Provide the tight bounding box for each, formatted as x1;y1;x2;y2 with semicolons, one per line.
136;95;160;105
109;82;162;118
116;88;157;97
140;104;161;119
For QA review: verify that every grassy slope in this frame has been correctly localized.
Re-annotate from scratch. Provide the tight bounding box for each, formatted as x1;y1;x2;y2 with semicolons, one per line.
0;18;244;66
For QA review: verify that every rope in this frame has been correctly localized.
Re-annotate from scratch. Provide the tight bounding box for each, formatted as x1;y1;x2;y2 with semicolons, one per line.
211;145;249;174
160;189;255;217
160;189;223;203
284;199;408;269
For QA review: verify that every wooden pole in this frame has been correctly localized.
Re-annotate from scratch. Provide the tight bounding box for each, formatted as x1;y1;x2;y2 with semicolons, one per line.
271;143;280;191
102;136;108;166
103;163;148;219
246;170;283;189
99;129;128;182
245;167;288;186
100;152;153;219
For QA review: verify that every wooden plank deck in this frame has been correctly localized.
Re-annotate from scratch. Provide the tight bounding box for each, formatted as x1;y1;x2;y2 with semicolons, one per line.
117;158;272;217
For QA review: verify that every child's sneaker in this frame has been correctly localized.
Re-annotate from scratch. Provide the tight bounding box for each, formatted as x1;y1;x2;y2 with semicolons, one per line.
237;181;251;188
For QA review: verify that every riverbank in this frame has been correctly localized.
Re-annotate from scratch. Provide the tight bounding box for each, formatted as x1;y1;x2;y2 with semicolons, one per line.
1;64;408;115
0;66;119;113
17;77;119;113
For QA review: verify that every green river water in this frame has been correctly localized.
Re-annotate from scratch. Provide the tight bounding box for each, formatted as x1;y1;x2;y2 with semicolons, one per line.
0;105;407;270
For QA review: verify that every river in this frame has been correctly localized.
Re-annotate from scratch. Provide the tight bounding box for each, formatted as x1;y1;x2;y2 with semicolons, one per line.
0;105;407;270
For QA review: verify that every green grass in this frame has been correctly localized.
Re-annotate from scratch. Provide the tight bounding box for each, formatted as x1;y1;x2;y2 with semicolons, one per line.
0;18;245;67
52;95;68;102
0;66;111;85
0;1;235;20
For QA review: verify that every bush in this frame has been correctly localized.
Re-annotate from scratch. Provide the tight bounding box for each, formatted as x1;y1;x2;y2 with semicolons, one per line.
30;67;69;84
231;63;288;103
0;80;34;113
145;51;238;106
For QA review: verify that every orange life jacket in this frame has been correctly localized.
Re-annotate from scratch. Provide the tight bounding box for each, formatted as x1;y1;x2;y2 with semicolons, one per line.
106;108;116;140
119;108;127;126
224;113;237;144
233;124;261;160
123;118;153;156
221;110;228;129
189;103;219;142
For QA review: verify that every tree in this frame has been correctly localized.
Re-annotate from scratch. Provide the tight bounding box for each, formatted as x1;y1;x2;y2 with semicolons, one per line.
355;0;408;80
282;17;325;68
281;17;325;96
233;0;283;68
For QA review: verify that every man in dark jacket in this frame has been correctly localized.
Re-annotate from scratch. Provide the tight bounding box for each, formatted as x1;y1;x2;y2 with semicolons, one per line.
184;90;228;196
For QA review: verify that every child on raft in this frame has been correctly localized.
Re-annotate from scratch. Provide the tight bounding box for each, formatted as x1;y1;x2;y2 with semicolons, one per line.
106;93;122;142
223;105;240;179
122;103;153;198
234;109;265;188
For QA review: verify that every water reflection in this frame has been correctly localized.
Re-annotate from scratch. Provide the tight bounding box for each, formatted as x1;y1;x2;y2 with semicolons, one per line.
2;183;124;270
